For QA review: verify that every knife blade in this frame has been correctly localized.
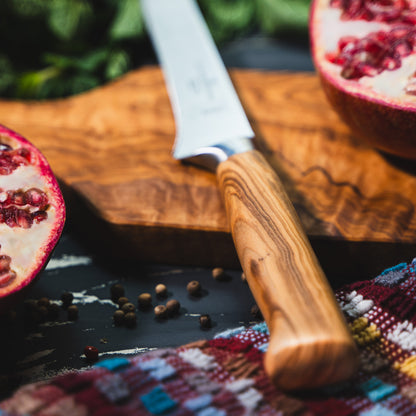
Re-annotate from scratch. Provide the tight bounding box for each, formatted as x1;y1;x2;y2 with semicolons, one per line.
141;0;358;390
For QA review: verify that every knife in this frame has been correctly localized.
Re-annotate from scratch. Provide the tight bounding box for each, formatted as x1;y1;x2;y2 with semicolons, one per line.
141;0;358;390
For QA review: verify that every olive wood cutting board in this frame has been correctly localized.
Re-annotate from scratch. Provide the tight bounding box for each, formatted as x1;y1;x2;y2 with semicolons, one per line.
0;66;415;275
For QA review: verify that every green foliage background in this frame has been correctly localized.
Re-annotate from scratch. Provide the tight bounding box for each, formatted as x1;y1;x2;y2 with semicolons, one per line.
0;0;311;100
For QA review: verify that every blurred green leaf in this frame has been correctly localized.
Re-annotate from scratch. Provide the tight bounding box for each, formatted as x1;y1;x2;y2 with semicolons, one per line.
0;55;15;94
106;50;130;80
256;0;311;34
0;0;312;100
199;0;255;43
16;66;61;98
11;0;49;17
44;49;110;72
110;0;144;41
70;74;100;95
48;0;92;41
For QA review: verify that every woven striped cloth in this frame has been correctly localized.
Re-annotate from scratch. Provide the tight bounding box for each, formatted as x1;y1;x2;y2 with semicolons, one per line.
3;259;416;415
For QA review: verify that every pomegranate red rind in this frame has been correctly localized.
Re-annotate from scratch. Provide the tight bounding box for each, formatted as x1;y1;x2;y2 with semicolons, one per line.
310;0;416;159
0;125;65;306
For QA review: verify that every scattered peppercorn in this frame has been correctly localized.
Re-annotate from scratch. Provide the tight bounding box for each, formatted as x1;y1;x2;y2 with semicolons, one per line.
117;297;129;308
212;267;228;281
37;305;49;322
47;303;60;320
138;292;152;310
187;280;201;296
250;304;263;320
110;283;125;302
154;304;168;319
67;305;79;321
24;300;43;324
113;309;125;326
124;312;137;327
84;345;99;361
121;302;136;314
37;297;50;308
155;283;168;298
60;292;74;308
166;299;180;316
199;314;212;329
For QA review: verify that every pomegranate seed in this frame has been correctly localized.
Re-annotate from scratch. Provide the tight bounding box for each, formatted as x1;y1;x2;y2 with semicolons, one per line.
32;211;48;224
4;208;18;228
0;270;16;288
17;210;33;229
0;166;13;175
11;191;26;206
16;148;31;161
339;35;358;51
381;56;400;69
11;155;29;166
0;255;11;273
25;188;48;208
84;346;99;361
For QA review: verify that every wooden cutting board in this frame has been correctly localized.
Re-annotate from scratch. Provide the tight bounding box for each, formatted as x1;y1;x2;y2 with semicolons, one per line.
0;66;415;274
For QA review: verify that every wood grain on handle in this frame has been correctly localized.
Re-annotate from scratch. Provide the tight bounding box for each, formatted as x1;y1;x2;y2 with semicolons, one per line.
217;149;358;390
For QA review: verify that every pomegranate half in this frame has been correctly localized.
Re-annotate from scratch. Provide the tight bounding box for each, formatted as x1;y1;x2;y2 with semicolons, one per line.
0;125;65;310
310;0;416;159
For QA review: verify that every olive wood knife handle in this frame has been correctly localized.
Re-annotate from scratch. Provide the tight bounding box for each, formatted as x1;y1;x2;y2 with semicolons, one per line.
217;149;358;390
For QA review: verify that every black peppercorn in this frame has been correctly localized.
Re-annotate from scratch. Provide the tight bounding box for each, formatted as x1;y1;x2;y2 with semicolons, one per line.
37;305;49;322
37;297;50;308
117;297;129;308
187;280;201;296
166;299;180;316
113;309;125;326
24;300;42;324
212;267;228;281
138;293;152;310
60;292;74;308
47;303;60;320
121;302;136;314
154;305;168;319
67;305;78;321
124;312;137;327
199;314;211;329
110;283;125;302
155;283;168;298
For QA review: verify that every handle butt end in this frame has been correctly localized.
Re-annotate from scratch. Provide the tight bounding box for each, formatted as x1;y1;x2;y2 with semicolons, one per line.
265;328;359;391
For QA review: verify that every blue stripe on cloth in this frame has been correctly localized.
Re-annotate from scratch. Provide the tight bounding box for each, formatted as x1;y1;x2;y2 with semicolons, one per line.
140;386;177;415
94;357;130;372
359;377;397;402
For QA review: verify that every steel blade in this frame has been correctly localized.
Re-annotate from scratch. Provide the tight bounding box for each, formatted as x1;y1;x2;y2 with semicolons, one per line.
141;0;254;161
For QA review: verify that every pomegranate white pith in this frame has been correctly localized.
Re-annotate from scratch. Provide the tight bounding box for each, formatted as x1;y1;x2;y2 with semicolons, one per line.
0;125;65;302
310;0;416;159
